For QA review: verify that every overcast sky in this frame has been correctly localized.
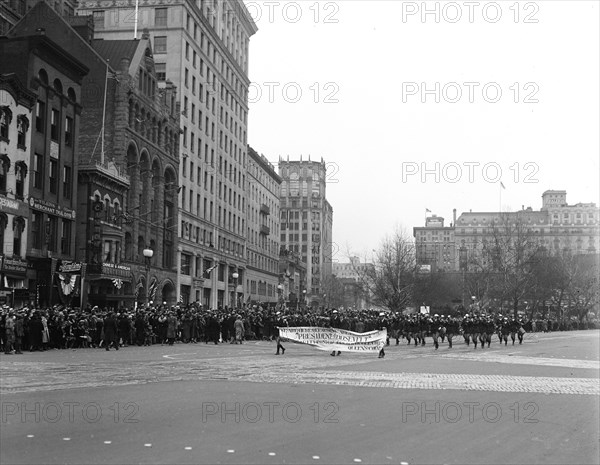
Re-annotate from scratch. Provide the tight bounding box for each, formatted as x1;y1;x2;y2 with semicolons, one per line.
245;0;599;260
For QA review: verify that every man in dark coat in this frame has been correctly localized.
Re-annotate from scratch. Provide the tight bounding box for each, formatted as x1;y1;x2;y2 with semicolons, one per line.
103;311;119;351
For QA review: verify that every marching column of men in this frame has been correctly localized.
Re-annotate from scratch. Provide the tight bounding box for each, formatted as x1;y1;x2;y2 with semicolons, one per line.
1;301;540;355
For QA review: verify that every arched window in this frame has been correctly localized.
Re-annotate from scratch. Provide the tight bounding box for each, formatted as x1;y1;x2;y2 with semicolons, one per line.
17;115;29;148
37;69;48;85
104;197;111;221
12;216;26;257
0;212;7;255
67;88;76;102
53;78;63;94
137;235;145;260
0;106;12;140
15;161;27;199
0;154;10;193
113;201;120;224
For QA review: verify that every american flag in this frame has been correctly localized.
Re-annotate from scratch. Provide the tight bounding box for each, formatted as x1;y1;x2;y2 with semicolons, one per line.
134;281;144;298
204;264;218;277
149;278;158;301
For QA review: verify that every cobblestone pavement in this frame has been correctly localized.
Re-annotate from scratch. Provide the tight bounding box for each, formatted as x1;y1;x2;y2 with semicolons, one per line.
2;332;598;396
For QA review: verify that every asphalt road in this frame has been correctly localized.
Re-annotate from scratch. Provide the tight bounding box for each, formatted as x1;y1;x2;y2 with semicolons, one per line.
1;330;599;464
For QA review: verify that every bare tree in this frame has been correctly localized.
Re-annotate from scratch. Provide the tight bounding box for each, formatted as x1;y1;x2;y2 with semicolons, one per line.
358;228;418;312
471;214;546;318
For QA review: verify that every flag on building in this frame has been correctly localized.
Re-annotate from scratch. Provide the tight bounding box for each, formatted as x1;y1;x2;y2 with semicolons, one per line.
204;264;218;277
134;281;144;298
149;278;158;301
425;208;431;213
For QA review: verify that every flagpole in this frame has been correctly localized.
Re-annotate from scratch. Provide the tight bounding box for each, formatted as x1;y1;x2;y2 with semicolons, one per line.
133;0;139;39
100;59;109;165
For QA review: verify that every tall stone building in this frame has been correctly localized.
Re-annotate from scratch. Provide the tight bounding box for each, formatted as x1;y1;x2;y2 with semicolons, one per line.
278;158;333;307
454;190;599;271
76;0;258;307
1;11;89;307
413;213;456;273
245;145;280;305
0;73;36;306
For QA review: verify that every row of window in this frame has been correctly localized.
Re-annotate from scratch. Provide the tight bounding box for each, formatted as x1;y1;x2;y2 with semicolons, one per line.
185;6;249;80
35;101;74;146
0;107;29;148
30;154;72;199
248;281;275;298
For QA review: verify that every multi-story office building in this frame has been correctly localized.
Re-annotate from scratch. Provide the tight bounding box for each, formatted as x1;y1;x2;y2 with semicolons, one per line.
454;190;599;271
1;0;79;35
413;214;456;272
77;0;257;307
1;14;89;307
245;146;280;305
278;158;333;307
0;73;36;306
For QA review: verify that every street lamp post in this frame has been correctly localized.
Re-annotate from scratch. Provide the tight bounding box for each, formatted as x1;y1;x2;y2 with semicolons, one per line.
143;247;154;306
232;271;239;309
303;289;307;309
277;283;283;310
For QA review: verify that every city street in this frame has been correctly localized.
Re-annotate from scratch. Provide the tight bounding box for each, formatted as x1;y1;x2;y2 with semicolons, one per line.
1;330;598;464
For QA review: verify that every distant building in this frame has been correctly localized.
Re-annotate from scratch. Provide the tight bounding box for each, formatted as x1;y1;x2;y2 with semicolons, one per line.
454;190;599;271
278;158;333;307
278;248;306;307
245;146;281;306
413;214;456;272
332;257;374;309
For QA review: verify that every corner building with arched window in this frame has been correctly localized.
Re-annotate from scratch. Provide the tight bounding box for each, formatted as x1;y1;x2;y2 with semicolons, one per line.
76;0;257;308
2;18;89;308
0;73;36;307
7;2;181;308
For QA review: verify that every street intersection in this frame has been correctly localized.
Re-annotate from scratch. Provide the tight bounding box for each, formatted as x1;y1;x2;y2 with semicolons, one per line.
1;330;598;464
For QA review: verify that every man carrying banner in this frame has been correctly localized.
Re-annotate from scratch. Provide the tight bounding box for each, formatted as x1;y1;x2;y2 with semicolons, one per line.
278;326;387;357
274;312;287;355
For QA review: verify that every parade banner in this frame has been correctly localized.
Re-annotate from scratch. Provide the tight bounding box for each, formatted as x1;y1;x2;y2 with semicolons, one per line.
278;327;387;353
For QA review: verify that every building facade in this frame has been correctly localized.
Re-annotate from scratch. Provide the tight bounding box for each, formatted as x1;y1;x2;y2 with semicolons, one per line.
1;23;89;307
413;214;456;273
77;0;258;307
0;73;36;306
79;33;181;308
278;248;306;308
332;257;374;309
454;190;599;271
1;0;79;36
278;158;333;307
245;145;280;305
